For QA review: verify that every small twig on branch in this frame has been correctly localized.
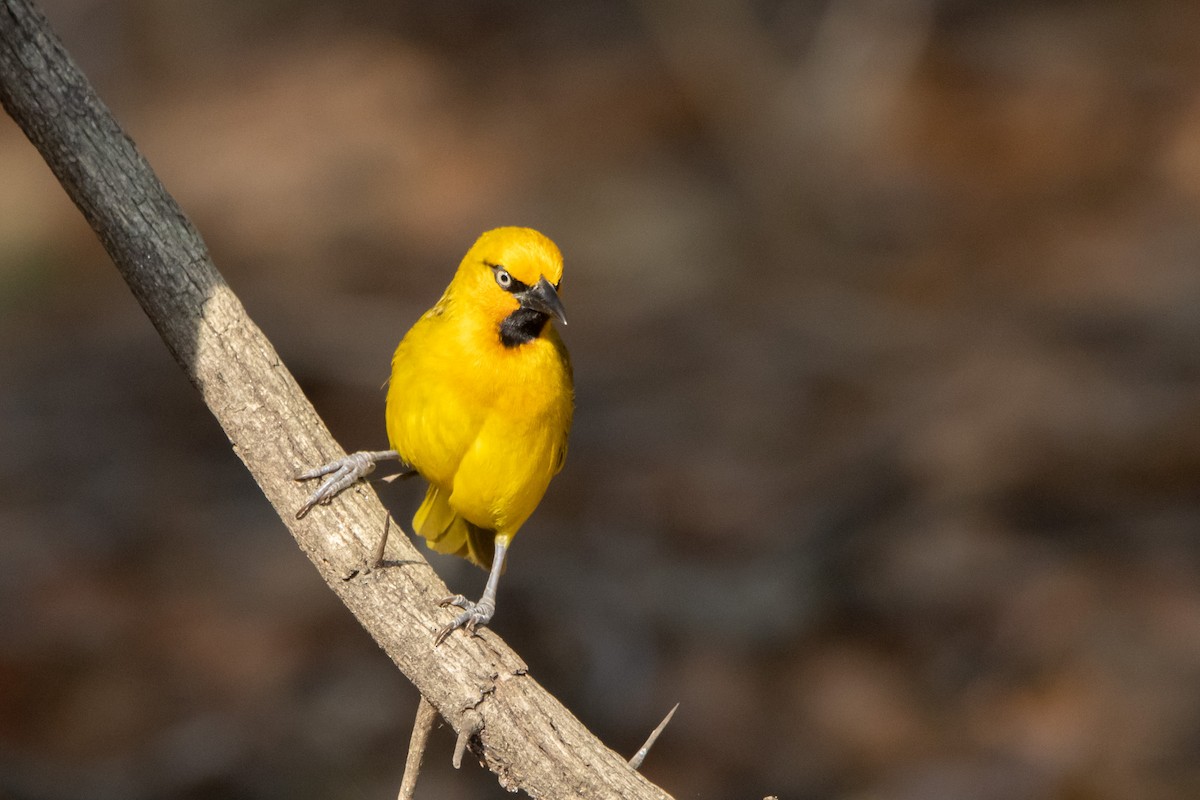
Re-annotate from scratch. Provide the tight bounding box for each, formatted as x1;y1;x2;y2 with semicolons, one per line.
372;513;392;571
453;709;484;770
629;703;679;770
398;696;438;800
369;471;417;569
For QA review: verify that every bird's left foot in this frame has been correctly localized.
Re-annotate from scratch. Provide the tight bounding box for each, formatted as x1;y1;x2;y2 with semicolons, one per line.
435;595;495;645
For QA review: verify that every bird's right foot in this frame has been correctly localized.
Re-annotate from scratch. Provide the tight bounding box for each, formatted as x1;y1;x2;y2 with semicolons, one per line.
294;450;397;518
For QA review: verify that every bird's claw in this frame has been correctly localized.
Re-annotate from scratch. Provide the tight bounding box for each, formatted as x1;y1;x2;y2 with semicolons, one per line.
434;595;495;645
294;451;380;519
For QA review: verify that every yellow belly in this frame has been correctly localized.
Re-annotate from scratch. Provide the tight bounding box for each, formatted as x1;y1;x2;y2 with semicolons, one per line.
384;303;573;541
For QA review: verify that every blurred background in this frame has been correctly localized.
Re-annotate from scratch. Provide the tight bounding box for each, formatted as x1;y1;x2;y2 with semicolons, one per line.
3;0;1200;798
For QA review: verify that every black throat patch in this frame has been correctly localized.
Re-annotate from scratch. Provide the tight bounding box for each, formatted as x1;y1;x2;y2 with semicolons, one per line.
499;307;549;348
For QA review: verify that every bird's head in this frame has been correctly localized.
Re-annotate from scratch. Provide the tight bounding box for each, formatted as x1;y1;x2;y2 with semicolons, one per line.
455;227;566;348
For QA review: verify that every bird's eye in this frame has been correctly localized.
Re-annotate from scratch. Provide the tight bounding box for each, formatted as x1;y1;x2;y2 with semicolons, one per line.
494;269;513;289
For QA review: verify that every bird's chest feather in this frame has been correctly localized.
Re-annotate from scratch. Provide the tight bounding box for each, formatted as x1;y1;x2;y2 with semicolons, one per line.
384;308;572;491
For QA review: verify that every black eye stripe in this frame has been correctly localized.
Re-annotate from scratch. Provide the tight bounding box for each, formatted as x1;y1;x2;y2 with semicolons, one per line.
484;261;529;294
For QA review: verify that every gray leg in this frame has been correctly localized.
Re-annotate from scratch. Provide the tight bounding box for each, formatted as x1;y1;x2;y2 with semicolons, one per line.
294;449;402;519
435;538;508;645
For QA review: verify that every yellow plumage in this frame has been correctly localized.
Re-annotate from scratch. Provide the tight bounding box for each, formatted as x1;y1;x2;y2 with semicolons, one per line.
296;227;572;642
386;227;573;570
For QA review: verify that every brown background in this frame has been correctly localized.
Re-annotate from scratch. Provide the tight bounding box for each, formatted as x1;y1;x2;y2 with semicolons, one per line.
3;1;1200;798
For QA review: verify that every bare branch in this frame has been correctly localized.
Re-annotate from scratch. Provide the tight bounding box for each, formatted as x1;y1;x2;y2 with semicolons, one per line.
0;1;673;797
398;697;438;800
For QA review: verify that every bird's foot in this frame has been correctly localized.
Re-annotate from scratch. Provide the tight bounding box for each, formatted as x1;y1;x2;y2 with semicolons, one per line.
294;451;383;519
435;594;495;645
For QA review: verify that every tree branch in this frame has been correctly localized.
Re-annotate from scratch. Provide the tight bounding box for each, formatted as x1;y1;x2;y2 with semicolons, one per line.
0;1;672;797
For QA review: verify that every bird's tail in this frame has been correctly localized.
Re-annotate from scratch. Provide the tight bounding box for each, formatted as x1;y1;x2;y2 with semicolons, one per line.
412;485;495;571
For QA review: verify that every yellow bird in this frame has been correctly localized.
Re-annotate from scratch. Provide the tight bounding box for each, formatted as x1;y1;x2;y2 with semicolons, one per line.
296;227;574;644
